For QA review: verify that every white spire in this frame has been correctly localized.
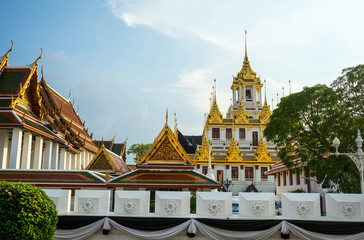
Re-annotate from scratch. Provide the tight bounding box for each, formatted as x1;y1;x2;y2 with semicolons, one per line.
206;142;215;180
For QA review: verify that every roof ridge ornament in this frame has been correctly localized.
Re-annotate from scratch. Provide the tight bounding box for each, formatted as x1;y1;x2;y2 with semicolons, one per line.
0;40;14;69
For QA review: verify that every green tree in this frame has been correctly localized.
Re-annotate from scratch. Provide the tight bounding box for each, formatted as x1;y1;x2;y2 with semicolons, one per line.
331;64;364;119
127;143;152;162
0;181;58;239
264;84;360;193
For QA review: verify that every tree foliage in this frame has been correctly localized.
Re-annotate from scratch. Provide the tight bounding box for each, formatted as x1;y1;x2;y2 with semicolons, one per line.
264;80;362;193
127;143;152;162
0;181;58;239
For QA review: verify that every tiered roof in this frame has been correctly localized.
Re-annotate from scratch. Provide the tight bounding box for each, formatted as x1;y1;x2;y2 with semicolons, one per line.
86;144;129;173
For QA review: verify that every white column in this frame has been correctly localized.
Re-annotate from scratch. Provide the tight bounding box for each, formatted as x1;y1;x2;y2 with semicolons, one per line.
32;136;43;169
9;128;23;169
226;167;232;180
81;151;86;169
42;140;52;169
240;167;245;181
21;132;32;169
73;154;78;170
51;143;59;169
78;153;82;169
255;166;261;182
0;130;9;169
59;148;67;170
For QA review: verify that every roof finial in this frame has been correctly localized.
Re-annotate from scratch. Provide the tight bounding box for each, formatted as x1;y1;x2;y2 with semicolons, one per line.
277;93;279;105
174;112;178;138
166;108;168;125
272;98;274;111
245;30;248;60
68;90;71;100
213;78;217;104
264;79;267;105
35;48;43;66
282;86;285;97
289;80;291;95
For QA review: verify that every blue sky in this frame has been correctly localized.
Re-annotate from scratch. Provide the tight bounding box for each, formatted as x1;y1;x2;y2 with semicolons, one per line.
2;0;364;162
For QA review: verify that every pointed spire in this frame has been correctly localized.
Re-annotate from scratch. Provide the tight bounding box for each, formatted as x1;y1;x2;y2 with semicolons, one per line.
206;141;215;180
166;108;168;125
282;86;285;97
264;79;267;105
289;80;291;95
213;78;217;104
174;112;178;139
67;90;71;100
244;30;248;61
272;98;274;111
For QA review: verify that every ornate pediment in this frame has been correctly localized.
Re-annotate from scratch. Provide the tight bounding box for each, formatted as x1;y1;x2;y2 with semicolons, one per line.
234;103;249;124
254;138;271;162
207;102;223;124
139;122;193;165
195;133;214;163
226;138;243;162
259;104;272;124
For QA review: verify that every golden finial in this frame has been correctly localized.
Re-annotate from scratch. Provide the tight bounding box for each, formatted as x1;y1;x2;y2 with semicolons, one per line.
174;112;178;138
7;40;14;55
282;86;285;97
40;65;45;82
264;79;267;105
68;90;71;100
289;80;291;95
166;108;168;124
101;136;104;145
72;98;75;105
34;48;43;66
244;30;248;60
213;78;217;104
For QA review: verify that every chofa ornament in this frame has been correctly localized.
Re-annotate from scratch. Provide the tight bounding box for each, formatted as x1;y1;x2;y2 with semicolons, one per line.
342;202;357;218
251;202;265;216
296;202;310;217
82;199;96;213
123;200;137;214
208;200;221;215
164;200;178;215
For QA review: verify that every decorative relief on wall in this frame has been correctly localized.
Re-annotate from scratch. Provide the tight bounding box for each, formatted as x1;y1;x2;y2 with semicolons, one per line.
123;200;137;214
342;202;357;218
164;200;178;215
251;202;265;216
208;200;221;215
82;199;95;213
296;202;310;217
149;138;182;161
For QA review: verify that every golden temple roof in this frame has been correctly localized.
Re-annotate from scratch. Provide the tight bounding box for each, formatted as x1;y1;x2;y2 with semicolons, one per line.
225;130;243;162
138;112;194;165
254;137;271;162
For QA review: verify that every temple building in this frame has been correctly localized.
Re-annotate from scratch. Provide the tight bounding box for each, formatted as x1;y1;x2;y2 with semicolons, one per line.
0;42;98;171
109;112;220;192
194;32;280;194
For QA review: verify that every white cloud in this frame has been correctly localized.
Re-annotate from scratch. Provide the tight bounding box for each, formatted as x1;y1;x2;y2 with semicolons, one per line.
47;50;71;62
142;104;149;120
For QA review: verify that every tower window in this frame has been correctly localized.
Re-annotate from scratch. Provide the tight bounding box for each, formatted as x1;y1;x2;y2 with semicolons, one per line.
226;128;232;140
239;128;246;140
252;131;259;146
212;128;220;139
246;89;252;100
261;167;268;180
245;167;254;180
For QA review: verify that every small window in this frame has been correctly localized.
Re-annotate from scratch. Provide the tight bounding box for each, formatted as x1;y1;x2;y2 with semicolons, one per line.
283;171;287;186
277;173;281;186
212;128;220;139
261;167;268;181
202;166;208;175
245;167;254;180
239;128;246;140
296;171;300;185
226;128;232;140
232;166;239;180
289;171;293;185
252;131;259;146
246;89;252;100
